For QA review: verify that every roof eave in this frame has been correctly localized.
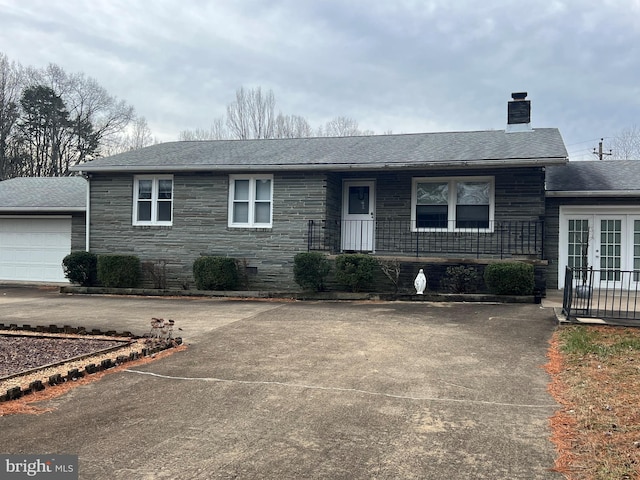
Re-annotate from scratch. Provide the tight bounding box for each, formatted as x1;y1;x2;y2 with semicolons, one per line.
546;190;640;197
0;207;86;212
72;157;569;174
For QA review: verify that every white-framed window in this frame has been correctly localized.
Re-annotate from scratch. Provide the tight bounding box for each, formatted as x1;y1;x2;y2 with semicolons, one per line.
133;175;173;226
228;175;273;228
411;176;494;231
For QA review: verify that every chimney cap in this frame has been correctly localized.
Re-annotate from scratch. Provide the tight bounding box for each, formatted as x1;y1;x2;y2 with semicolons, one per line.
511;92;528;101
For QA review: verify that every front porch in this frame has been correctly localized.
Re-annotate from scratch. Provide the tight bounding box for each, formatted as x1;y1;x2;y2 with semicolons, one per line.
307;219;545;259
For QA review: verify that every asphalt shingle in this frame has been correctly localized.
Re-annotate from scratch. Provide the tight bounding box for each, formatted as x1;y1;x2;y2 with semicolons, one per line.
0;177;87;211
546;160;640;193
71;128;568;172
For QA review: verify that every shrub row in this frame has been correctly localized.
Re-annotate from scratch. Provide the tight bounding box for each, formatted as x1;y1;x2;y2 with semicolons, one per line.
294;253;380;293
63;252;241;290
64;251;534;295
293;254;535;295
63;252;141;288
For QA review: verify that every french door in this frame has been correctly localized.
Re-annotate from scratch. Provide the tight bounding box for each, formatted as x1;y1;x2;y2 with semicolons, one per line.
561;210;640;288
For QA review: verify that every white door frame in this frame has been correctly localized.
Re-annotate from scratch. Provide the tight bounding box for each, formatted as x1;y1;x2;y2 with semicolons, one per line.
558;206;640;289
341;180;376;252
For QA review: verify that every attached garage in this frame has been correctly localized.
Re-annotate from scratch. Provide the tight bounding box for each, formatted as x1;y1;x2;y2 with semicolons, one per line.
0;217;72;282
0;177;87;283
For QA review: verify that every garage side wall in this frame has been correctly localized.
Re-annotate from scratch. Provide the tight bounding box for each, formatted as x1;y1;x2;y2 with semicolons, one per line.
71;213;86;251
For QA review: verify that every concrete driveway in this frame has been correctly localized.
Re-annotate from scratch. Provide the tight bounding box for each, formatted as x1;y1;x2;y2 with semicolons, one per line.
0;286;561;479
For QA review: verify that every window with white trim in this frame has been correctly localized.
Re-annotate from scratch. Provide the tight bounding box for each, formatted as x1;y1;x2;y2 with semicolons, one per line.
133;176;173;226
228;175;273;228
411;176;494;231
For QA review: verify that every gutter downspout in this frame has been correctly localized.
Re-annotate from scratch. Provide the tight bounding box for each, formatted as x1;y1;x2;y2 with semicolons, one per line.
81;173;90;252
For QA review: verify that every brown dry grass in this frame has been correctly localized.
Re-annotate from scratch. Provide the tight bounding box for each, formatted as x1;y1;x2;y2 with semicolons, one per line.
0;344;186;417
547;326;640;479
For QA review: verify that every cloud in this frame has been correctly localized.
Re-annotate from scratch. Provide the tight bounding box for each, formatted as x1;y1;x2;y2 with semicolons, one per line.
1;0;639;158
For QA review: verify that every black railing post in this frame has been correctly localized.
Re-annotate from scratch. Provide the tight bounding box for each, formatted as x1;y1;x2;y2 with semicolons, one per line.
307;220;313;252
562;266;573;321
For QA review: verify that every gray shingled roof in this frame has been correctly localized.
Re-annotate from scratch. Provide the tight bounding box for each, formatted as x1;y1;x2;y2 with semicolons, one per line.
546;160;640;196
71;128;568;173
0;177;87;211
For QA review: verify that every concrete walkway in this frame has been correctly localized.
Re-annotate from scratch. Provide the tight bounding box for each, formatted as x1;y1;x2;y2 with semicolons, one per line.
0;286;562;479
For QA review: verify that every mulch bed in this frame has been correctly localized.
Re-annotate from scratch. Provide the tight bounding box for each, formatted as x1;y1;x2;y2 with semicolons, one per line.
0;345;186;416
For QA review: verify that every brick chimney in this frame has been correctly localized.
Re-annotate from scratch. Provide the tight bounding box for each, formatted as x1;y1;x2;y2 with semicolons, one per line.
506;92;532;133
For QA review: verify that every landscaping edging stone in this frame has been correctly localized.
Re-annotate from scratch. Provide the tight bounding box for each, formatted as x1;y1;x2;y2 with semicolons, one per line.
0;323;182;403
59;286;538;303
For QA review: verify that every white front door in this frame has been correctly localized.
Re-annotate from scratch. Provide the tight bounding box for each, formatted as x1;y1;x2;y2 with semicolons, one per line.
341;180;375;251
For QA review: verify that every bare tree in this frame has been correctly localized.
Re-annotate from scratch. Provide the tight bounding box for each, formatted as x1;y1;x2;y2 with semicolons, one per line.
127;116;154;150
180;85;374;141
611;125;640;160
179;117;229;141
321;116;369;137
379;257;402;294
226;86;275;139
102;116;157;155
274;113;313;138
28;63;135;164
0;53;23;179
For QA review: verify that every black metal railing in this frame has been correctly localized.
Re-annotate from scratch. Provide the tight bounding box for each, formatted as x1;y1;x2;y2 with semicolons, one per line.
307;219;544;259
563;266;640;323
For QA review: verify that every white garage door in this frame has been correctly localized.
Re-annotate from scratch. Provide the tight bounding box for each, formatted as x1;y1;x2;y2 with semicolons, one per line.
0;217;71;282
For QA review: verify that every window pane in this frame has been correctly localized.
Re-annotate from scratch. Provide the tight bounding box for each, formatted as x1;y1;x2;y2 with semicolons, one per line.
416;183;448;204
456;205;489;228
254;203;271;224
138;201;151;221
157;201;172;222
138;180;152;199
233;202;249;223
158;180;172;199
416;205;448;228
234;180;249;201
255;179;271;201
457;182;489;205
348;186;369;214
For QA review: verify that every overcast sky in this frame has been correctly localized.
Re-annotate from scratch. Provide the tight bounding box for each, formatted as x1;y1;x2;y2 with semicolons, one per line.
1;0;639;160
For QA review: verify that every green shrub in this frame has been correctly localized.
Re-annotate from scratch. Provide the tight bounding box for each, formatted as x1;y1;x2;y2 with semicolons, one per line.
335;254;378;292
484;262;534;295
193;256;239;290
97;254;141;288
440;265;480;293
62;251;98;286
294;252;331;292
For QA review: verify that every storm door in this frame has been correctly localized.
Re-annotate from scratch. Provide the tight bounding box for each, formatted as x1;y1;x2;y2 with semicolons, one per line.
341;180;375;251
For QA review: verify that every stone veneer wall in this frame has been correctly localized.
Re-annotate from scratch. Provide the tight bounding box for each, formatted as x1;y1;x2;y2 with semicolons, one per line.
88;167;546;291
88;172;328;290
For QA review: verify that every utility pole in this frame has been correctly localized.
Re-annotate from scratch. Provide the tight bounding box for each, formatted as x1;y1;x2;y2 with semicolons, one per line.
593;138;612;160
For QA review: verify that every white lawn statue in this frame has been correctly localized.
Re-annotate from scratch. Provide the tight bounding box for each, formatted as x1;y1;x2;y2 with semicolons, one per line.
414;268;427;295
